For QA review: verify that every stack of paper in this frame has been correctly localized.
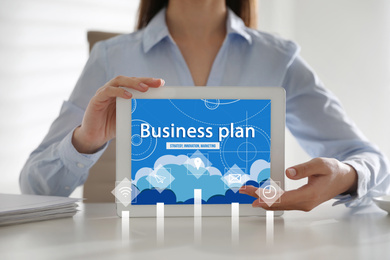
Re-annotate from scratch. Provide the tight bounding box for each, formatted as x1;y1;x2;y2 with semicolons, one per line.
0;193;80;226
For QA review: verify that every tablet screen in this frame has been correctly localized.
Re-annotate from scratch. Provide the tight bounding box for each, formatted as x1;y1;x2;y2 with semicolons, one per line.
130;99;271;205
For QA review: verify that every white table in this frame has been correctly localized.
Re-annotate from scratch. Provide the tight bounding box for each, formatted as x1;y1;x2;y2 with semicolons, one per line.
1;201;389;260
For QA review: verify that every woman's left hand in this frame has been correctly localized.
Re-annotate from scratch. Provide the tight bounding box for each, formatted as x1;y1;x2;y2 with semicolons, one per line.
239;157;358;211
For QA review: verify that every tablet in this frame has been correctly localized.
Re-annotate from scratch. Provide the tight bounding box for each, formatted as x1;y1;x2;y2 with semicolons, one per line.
116;86;285;217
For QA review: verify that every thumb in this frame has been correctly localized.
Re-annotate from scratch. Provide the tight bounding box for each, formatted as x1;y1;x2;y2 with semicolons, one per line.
286;158;325;180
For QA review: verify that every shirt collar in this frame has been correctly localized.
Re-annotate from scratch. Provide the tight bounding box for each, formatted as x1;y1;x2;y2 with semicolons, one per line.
226;8;252;44
142;8;252;53
142;8;170;53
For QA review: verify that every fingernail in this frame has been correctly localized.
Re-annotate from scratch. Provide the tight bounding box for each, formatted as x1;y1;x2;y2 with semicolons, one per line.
287;168;296;177
139;82;148;88
161;79;165;86
124;90;132;97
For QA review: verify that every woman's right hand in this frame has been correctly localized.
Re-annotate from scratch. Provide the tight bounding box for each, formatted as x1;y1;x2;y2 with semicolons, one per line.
72;76;165;154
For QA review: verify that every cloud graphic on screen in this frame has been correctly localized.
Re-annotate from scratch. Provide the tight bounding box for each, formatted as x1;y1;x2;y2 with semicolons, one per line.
206;166;222;176
133;155;269;204
135;189;177;205
133;153;226;203
206;187;259;204
135;164;226;203
249;159;270;182
154;154;189;169
185;163;208;178
132;167;153;186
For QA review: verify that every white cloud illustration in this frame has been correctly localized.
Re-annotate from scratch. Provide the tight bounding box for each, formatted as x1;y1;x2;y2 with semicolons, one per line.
154;154;189;169
249;159;270;182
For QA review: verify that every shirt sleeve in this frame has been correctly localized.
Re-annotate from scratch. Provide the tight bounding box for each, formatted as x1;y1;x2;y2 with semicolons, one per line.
19;41;110;196
283;54;390;207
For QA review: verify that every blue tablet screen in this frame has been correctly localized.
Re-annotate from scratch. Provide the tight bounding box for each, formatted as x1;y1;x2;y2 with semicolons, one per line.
130;99;271;205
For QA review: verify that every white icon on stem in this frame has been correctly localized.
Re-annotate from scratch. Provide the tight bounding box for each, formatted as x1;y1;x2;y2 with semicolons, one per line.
256;179;284;207
262;185;277;199
228;174;242;184
153;174;166;183
194;157;202;170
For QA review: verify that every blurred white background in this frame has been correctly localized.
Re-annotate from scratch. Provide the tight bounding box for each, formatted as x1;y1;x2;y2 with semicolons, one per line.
0;0;389;197
258;0;390;191
0;0;141;197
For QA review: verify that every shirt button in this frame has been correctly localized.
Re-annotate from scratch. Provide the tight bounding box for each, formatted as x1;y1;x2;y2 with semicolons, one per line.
77;162;85;168
65;186;70;190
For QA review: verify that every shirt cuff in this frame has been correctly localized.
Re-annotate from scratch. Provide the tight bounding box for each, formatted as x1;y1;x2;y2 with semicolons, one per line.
58;127;109;175
332;159;370;207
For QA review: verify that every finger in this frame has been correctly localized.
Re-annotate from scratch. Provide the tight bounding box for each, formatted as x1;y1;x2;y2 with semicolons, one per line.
286;158;327;180
239;185;259;198
143;78;165;88
94;86;132;103
108;76;165;91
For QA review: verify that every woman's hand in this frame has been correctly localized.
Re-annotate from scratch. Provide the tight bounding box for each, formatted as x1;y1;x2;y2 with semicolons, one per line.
72;76;165;154
239;157;358;211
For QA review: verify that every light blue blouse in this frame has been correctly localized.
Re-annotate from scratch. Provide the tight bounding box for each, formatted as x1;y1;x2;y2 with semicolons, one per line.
20;8;390;207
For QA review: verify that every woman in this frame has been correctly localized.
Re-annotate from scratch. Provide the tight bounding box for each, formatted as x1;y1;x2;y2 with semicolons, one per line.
20;0;389;211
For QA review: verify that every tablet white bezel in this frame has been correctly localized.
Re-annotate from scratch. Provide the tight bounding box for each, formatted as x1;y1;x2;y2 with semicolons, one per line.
116;86;285;217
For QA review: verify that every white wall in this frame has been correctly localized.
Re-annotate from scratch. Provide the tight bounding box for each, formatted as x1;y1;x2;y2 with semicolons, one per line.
258;0;390;190
0;0;140;196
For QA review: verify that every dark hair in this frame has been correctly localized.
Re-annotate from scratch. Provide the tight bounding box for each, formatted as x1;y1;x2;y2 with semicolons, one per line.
136;0;258;30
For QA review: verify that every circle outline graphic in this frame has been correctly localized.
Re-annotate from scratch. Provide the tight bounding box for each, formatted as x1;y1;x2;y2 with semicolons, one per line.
131;134;143;146
237;142;257;162
131;99;137;113
131;119;158;161
262;185;277;199
203;99;220;110
219;125;271;170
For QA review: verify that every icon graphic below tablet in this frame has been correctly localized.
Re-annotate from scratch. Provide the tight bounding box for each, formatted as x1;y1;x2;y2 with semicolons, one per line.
262;185;277;199
257;179;284;207
112;178;133;207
